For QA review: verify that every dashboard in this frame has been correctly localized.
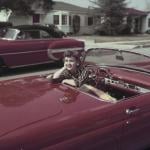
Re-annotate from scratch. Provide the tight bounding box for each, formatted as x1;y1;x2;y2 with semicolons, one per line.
104;78;150;94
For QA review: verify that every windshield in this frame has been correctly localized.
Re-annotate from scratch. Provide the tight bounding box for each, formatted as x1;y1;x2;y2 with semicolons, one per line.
85;48;150;71
0;28;20;40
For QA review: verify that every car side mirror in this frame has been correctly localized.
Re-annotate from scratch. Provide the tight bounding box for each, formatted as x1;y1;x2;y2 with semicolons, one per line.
116;51;124;61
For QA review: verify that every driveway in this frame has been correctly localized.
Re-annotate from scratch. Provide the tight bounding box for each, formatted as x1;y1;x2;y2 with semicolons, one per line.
69;34;150;50
71;34;150;42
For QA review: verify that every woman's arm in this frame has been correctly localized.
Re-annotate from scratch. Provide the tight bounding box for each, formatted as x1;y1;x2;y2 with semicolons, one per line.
53;67;66;79
81;84;116;102
46;67;66;79
62;79;77;87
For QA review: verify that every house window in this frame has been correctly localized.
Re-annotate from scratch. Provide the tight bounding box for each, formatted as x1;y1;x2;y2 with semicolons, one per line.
33;14;40;23
88;17;93;26
148;18;150;27
62;15;67;25
53;15;59;25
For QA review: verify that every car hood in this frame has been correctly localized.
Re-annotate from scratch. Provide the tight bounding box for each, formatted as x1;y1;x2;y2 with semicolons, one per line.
0;76;64;136
0;76;110;137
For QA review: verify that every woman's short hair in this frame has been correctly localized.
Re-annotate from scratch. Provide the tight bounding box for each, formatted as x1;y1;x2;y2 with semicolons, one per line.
64;50;84;64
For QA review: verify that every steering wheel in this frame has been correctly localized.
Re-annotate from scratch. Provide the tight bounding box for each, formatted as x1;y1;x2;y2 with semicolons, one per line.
87;65;112;87
96;67;112;78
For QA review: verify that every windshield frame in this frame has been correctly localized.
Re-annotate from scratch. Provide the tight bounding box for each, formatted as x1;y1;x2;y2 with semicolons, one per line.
0;28;20;40
85;48;150;73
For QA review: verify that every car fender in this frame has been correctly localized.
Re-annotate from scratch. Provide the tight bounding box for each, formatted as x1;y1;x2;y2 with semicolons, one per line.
0;57;6;68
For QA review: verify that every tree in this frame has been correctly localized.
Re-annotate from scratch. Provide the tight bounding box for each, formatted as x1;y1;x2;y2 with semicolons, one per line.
0;0;55;15
145;0;150;11
94;0;126;35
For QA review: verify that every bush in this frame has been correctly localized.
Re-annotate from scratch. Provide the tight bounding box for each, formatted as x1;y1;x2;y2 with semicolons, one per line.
146;29;150;34
94;22;111;35
117;24;131;35
95;23;131;35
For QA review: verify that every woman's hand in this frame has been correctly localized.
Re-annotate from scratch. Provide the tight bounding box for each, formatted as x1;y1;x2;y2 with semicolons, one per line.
46;74;53;79
62;79;76;87
52;67;66;79
81;84;116;102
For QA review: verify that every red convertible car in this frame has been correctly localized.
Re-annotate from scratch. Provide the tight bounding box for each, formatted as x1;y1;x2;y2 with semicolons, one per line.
0;25;84;72
0;47;150;150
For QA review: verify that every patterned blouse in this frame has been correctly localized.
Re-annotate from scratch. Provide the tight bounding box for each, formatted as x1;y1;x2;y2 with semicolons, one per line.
49;66;95;87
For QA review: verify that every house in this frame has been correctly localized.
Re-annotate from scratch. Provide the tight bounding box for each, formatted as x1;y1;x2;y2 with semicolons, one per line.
9;1;150;34
43;2;95;34
9;2;95;35
124;8;149;33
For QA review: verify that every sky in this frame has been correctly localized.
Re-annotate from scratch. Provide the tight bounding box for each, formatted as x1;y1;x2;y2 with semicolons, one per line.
54;0;149;10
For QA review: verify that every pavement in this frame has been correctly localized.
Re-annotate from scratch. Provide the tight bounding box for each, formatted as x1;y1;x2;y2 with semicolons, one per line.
2;34;150;81
69;34;150;50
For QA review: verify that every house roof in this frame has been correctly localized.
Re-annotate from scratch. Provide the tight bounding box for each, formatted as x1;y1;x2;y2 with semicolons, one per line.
53;1;88;13
125;8;148;16
92;7;149;16
52;2;149;17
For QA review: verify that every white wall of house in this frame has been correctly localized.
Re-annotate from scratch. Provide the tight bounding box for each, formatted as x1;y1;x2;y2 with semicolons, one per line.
40;10;71;33
40;13;53;25
9;15;32;25
141;13;150;33
71;14;94;34
141;16;147;33
53;11;70;33
0;9;12;22
40;10;95;34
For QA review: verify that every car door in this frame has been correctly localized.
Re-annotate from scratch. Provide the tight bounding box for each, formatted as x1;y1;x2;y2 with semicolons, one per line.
118;93;150;150
2;39;52;67
41;105;121;150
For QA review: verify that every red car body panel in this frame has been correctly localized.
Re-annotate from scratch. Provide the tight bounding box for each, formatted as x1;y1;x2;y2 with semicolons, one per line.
0;76;115;149
109;67;150;87
0;63;150;149
0;38;84;68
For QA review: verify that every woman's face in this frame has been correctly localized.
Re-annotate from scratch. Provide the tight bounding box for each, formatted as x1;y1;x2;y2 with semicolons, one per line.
64;56;78;72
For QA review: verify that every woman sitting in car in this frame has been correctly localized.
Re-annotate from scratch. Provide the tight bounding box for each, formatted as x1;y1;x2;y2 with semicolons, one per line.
47;50;116;102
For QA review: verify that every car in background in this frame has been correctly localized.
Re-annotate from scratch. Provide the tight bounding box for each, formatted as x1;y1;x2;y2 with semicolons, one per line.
14;24;65;38
45;24;66;38
0;25;84;73
0;47;150;149
0;22;12;37
0;21;12;28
